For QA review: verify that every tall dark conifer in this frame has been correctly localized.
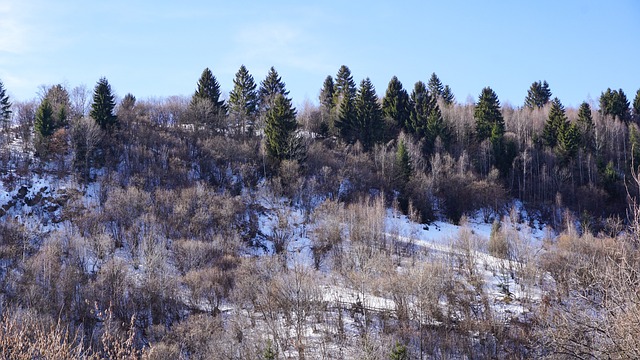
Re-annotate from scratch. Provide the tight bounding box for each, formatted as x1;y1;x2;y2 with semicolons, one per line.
542;98;568;148
633;89;640;121
228;65;258;135
382;76;410;133
599;88;630;122
193;68;226;114
524;80;552;109
333;66;357;143
427;73;444;98
577;102;594;150
441;85;455;106
474;87;504;141
90;77;118;132
319;75;335;112
264;94;298;162
258;67;289;114
35;98;55;138
354;78;383;150
0;79;12;127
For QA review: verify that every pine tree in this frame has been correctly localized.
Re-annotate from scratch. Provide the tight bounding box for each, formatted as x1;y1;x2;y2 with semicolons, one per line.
442;84;455;106
0;79;11;127
474;87;504;141
264;94;298;161
424;98;448;154
35;98;55;137
599;88;630;122
630;124;640;166
228;65;258;135
427;72;444;98
258;66;289;114
577;102;594;150
353;78;383;150
558;122;581;162
408;81;430;136
524;80;552;109
633;89;640;121
542;97;568;148
333;66;357;143
44;84;71;129
382;76;410;132
90;77;118;132
193;67;226;114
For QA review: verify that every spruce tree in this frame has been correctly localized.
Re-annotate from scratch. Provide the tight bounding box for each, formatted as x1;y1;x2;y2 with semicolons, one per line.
577;102;594;150
382;76;410;132
599;88;630;122
524;80;552;109
228;65;258;135
442;84;455;106
427;72;444;98
408;81;430;136
353;78;383;150
193;67;226;114
332;65;357;114
35;98;55;138
264;94;298;161
424;98;448;154
333;66;357;143
633;89;640;121
0;79;12;127
319;75;335;112
558;122;581;162
44;84;71;129
474;87;504;141
395;139;411;186
542;98;568;148
90;77;118;132
258;66;289;113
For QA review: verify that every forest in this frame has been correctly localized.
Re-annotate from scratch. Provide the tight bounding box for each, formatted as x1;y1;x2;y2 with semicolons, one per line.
0;65;640;359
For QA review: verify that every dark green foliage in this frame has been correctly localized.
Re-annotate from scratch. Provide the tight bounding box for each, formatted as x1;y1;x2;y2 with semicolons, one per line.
577;102;594;150
0;79;11;126
333;66;357;143
228;65;258;119
558;122;581;162
524;80;552;109
35;99;55;137
390;341;409;360
44;84;71;128
263;340;276;360
395;139;411;187
193;67;226;114
382;76;410;134
474;87;504;141
632;89;640;121
442;84;455;106
264;94;298;161
90;77;118;131
332;65;357;113
427;72;444;98
319;75;335;112
599;88;630;122
408;81;449;155
353;78;383;150
259;67;289;113
542;98;568;148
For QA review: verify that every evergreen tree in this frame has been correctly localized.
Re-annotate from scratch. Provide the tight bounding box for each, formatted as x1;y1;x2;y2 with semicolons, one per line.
630;124;640;165
427;72;444;98
577;102;594;150
599;88;630;122
319;75;335;112
632;89;640;121
0;79;11;127
558;122;581;162
258;66;289;113
264;94;298;161
424;98;448;154
390;342;409;360
90;77;118;132
228;65;258;135
332;65;357;114
382;76;410;136
474;87;504;141
44;84;71;129
542;98;568;148
353;78;383;150
333;66;357;143
35;98;55;138
395;139;411;186
524;80;552;109
442;84;455;106
193;67;226;114
120;93;136;111
408;81;430;136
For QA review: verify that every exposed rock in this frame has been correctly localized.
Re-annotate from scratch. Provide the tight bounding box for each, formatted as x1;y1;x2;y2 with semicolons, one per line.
17;186;28;199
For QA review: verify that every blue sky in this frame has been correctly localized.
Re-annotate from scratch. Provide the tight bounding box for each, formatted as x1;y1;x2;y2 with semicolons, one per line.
1;0;638;108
